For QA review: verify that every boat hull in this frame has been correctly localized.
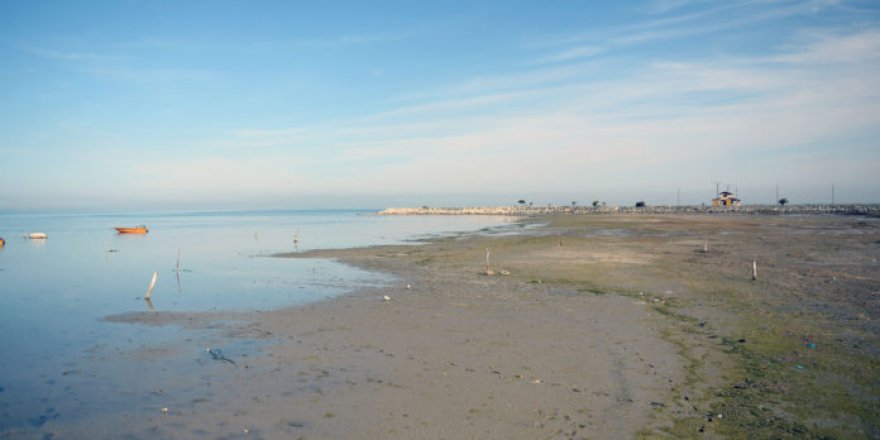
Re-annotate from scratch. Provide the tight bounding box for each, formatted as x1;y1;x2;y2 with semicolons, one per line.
114;227;149;234
28;232;48;239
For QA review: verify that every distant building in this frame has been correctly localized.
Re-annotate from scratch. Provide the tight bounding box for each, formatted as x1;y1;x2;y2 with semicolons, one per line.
711;191;741;206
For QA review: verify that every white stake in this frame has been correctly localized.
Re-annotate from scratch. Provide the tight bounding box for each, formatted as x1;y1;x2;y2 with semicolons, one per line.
703;239;708;253
146;271;158;300
486;248;491;274
751;260;757;281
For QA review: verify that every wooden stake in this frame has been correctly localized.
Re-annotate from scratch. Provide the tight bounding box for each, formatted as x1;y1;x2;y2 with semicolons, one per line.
176;248;181;273
145;271;158;300
703;239;708;253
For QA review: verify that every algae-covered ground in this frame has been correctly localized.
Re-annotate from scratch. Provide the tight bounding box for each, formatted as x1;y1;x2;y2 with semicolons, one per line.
487;214;880;439
310;214;879;439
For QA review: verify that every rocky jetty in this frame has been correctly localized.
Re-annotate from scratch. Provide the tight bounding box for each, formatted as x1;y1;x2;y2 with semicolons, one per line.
378;204;880;217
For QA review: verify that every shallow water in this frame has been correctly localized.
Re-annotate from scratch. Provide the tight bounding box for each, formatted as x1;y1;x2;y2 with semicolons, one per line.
0;209;510;434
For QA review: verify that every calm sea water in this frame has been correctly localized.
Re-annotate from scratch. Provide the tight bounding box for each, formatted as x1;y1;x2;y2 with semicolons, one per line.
0;210;510;434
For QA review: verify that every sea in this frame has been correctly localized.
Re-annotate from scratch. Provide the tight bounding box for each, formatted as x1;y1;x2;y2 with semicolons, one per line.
0;209;510;435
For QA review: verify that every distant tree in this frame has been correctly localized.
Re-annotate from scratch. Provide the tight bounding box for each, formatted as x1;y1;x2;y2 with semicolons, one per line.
635;201;646;208
778;198;788;206
592;200;600;207
571;201;577;207
517;199;526;205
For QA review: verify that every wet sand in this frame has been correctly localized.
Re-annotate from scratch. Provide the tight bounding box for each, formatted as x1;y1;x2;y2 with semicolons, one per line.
92;244;684;439
9;214;879;439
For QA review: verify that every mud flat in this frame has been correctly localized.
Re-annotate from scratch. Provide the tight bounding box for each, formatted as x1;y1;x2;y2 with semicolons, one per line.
21;214;877;439
269;214;880;439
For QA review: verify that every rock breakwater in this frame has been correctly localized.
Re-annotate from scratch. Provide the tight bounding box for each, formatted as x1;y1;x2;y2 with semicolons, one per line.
378;204;880;217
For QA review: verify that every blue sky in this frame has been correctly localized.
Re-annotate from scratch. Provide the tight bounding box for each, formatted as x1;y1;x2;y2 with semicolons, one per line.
1;0;878;210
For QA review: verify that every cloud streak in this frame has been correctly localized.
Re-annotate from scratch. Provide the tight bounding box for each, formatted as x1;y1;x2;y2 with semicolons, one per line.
535;0;845;64
178;26;877;201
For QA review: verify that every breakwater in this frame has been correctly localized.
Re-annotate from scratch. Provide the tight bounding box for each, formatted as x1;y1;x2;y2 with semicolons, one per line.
378;204;880;217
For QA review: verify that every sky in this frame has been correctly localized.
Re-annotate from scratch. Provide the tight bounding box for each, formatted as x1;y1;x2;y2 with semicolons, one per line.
1;0;879;210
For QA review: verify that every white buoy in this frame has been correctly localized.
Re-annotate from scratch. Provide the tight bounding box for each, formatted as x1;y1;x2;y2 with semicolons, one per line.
145;271;158;299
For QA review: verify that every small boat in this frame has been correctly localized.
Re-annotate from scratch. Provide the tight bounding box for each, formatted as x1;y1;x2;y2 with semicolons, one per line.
114;225;149;234
27;232;48;239
0;237;5;248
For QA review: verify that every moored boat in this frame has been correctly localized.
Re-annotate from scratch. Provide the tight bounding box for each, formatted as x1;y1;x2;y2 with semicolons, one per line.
0;237;5;247
114;225;149;234
27;232;48;239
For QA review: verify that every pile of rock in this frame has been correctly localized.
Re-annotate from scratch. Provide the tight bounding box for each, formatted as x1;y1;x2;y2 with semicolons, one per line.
378;204;880;217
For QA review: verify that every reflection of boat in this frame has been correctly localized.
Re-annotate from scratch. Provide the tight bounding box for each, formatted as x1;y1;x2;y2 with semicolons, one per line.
27;232;48;239
114;225;149;234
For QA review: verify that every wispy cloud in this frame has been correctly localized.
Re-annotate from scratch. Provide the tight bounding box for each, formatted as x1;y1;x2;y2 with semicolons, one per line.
535;0;845;64
191;27;879;197
537;46;605;64
79;65;218;83
18;46;97;61
642;0;707;14
773;29;880;63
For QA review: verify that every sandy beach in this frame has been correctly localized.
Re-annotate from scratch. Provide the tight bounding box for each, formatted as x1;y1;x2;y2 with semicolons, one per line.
17;213;878;439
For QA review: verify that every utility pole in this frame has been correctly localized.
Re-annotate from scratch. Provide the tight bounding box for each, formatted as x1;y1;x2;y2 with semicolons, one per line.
677;187;681;206
832;183;836;205
776;184;779;203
